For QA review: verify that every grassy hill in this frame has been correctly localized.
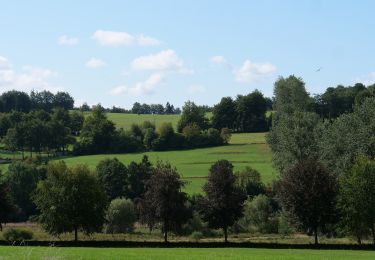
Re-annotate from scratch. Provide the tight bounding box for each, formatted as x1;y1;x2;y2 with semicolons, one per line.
61;132;276;194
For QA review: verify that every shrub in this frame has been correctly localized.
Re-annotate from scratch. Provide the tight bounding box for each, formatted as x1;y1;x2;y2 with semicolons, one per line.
190;231;203;242
220;127;232;144
104;198;136;234
3;228;33;242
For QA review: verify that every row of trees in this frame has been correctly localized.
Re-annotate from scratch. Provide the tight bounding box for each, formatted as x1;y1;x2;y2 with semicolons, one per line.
1;108;84;157
0;90;74;113
267;75;375;244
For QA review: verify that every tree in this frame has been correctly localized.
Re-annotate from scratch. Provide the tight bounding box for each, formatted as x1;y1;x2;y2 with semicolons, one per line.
69;111;84;135
0;90;31;112
140;161;189;242
96;158;128;201
338;157;375;244
199;160;246;242
177;101;208;132
220;128;232;144
273;75;311;114
0;180;14;231
104;198;136;234
236;90;268;132
6;161;41;221
33;162;107;241
30;90;55;112
267;111;321;173
53;92;74;110
164;102;175;114
235;166;266;198
278;159;338;245
127;155;153;200
212;97;237;130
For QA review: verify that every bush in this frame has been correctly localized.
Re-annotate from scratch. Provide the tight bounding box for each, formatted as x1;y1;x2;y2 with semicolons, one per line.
3;228;33;242
190;231;203;242
104;198;136;234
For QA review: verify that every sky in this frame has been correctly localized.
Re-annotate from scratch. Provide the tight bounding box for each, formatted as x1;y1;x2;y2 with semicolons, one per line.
0;0;375;108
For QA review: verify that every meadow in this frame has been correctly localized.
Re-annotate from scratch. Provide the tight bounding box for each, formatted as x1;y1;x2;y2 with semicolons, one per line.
0;246;373;259
61;132;275;194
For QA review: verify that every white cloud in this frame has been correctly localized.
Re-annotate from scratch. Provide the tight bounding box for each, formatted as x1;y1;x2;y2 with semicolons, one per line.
131;49;183;71
110;73;164;96
234;59;276;83
0;57;61;93
137;35;161;46
355;71;375;86
85;58;107;68
58;35;79;46
187;84;206;94
92;30;161;47
211;55;227;65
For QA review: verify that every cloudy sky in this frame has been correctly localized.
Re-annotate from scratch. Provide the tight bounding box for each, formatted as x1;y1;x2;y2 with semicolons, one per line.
1;0;374;108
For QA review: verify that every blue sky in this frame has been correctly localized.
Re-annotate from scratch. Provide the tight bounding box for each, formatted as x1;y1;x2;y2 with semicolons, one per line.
0;0;374;108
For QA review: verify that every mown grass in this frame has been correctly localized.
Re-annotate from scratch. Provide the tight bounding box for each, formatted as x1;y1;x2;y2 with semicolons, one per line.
60;133;275;194
0;246;374;259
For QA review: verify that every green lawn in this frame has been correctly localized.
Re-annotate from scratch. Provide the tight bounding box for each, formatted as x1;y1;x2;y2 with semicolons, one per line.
0;246;373;259
60;133;275;194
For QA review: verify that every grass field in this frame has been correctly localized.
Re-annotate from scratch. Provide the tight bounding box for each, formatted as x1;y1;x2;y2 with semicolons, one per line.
61;132;275;194
0;246;373;259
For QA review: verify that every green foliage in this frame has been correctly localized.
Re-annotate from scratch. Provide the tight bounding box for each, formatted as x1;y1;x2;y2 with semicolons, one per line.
235;167;265;198
6;161;42;220
267;111;321;173
190;231;203;242
0;180;14;230
32;161;107;241
96;158;128;201
104;198;136;234
3;228;33;242
212;97;237;130
177;101;209;132
126;155;153;200
273;75;312;114
278;159;338;244
220;128;232;144
239;195;279;234
338;157;375;244
199;160;247;242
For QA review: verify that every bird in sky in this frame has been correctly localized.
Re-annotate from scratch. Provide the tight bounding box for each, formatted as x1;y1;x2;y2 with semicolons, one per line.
316;67;322;72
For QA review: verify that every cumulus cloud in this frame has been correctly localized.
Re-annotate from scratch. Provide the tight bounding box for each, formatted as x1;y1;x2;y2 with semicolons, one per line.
187;84;206;94
210;55;227;65
0;56;61;93
92;30;161;47
58;35;79;46
131;49;183;71
234;60;276;83
85;58;107;68
110;73;164;96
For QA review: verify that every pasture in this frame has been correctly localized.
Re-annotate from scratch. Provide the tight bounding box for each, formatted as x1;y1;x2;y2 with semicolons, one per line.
0;246;373;259
61;132;275;194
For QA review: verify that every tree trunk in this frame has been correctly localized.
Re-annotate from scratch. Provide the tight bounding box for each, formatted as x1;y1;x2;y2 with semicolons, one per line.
224;226;228;243
371;224;375;246
314;227;318;245
163;220;168;243
74;226;78;242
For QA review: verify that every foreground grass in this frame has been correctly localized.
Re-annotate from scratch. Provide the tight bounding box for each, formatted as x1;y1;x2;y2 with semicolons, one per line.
0;246;373;259
61;133;275;194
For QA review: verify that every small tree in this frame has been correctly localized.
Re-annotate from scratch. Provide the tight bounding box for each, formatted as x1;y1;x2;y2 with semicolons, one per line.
199;160;246;242
278;159;338;244
177;101;208;132
235;166;266;198
104;198;136;234
338;157;375;245
96;158;128;201
140;161;189;242
33;162;107;241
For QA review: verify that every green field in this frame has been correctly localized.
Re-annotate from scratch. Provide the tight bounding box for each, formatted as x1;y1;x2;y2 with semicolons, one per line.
85;112;181;130
0;246;373;259
61;132;275;194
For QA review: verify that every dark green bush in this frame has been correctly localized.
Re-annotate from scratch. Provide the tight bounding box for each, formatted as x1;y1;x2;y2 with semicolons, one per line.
3;228;33;242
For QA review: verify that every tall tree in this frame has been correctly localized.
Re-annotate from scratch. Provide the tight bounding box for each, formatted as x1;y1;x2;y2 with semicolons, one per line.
177;101;208;132
278;159;338;245
273;75;311;114
140;161;189;242
212;97;237;130
33;162;107;241
338;157;375;245
127;155;153;200
199;160;246;242
53;91;74;110
0;180;14;231
96;158;128;201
